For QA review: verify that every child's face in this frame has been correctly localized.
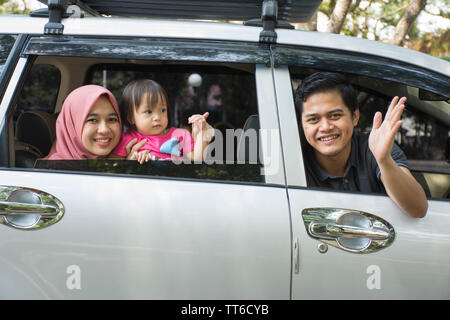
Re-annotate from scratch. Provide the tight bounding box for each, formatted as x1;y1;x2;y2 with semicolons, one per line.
132;93;169;136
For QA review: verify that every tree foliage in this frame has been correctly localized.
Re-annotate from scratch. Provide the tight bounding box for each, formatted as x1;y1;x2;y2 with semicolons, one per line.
0;0;30;14
313;0;449;58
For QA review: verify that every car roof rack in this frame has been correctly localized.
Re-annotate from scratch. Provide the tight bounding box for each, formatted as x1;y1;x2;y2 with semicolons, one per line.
34;0;322;42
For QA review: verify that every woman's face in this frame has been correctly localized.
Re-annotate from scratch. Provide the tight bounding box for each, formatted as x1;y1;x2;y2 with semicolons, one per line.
81;96;121;156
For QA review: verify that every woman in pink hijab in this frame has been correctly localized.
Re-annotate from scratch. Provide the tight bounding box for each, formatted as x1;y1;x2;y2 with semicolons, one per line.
46;85;142;159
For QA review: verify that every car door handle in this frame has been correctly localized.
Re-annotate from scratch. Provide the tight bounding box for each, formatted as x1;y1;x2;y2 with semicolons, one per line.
0;200;60;217
302;208;395;254
0;186;64;230
309;222;390;240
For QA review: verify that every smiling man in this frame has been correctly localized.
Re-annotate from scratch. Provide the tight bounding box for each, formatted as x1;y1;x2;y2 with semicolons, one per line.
295;72;428;218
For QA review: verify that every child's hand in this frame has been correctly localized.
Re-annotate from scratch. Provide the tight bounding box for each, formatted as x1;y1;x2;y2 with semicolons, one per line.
188;112;215;143
132;149;151;164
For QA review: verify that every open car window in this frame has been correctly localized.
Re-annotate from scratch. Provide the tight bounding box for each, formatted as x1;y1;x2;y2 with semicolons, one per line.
290;70;450;200
9;47;273;185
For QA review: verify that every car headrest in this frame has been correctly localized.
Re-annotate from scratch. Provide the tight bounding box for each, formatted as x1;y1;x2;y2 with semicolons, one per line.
14;141;42;168
237;114;260;164
15;110;56;157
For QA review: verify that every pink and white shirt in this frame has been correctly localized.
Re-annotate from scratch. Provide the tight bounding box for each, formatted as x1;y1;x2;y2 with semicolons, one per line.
113;127;194;160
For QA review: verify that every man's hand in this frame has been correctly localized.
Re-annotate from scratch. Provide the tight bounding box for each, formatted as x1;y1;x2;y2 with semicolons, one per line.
369;96;406;165
369;96;427;218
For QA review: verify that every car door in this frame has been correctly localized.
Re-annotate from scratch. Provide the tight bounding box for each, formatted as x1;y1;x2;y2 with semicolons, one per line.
271;44;450;299
0;35;292;299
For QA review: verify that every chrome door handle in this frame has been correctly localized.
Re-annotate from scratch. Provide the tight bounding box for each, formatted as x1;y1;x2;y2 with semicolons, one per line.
302;208;395;254
309;222;390;240
0;186;65;230
0;201;59;217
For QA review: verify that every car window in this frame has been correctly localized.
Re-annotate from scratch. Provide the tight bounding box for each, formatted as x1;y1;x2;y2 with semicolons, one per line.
14;64;60;119
290;70;450;200
87;64;256;130
15;64;60;113
9;58;268;184
0;34;17;77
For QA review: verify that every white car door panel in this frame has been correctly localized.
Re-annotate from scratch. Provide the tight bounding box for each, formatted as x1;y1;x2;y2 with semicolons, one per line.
0;35;296;299
0;171;291;299
271;63;450;299
288;189;450;299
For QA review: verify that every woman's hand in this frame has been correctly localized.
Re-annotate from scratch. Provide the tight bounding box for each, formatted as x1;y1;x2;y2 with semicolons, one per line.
125;138;146;160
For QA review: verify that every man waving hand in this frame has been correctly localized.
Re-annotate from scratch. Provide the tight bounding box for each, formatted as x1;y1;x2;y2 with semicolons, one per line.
295;72;427;218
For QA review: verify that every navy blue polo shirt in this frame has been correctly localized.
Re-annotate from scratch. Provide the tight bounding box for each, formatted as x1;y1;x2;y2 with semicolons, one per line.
303;132;408;194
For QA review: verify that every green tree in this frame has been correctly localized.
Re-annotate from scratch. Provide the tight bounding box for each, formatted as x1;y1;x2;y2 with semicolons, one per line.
0;0;30;14
312;0;449;58
389;0;427;46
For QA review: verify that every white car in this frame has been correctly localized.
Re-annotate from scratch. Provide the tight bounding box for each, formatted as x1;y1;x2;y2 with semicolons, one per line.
0;0;449;299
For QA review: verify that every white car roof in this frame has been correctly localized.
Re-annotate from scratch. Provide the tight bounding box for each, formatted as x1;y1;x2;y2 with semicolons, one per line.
1;14;449;78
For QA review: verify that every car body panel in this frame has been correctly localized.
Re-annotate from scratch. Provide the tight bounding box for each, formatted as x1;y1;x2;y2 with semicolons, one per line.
276;28;450;78
0;170;291;299
1;8;449;299
288;188;450;299
272;64;450;300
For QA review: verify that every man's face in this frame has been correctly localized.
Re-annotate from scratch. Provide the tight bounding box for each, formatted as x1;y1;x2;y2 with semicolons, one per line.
301;90;359;162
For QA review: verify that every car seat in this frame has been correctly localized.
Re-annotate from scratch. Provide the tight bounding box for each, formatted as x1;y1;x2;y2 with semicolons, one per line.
411;171;431;198
15;110;56;167
237;114;260;164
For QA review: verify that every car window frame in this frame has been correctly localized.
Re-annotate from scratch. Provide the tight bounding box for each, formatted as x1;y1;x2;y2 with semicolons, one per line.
0;34;32;167
1;35;288;186
271;46;450;201
274;44;450;99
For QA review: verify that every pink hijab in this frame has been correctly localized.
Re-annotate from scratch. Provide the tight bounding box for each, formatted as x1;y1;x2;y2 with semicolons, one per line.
45;85;121;160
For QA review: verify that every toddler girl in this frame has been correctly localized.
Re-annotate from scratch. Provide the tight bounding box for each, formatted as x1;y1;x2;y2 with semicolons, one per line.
112;79;213;163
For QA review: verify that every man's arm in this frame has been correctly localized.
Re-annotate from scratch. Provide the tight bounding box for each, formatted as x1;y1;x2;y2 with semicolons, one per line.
369;96;428;218
378;157;428;218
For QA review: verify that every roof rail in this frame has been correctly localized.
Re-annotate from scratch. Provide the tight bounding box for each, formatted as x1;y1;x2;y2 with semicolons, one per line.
244;0;295;44
36;0;321;21
42;0;68;35
33;0;321;41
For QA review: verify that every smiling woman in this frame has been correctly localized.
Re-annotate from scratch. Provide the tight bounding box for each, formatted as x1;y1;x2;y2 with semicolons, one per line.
81;95;121;157
45;85;122;159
